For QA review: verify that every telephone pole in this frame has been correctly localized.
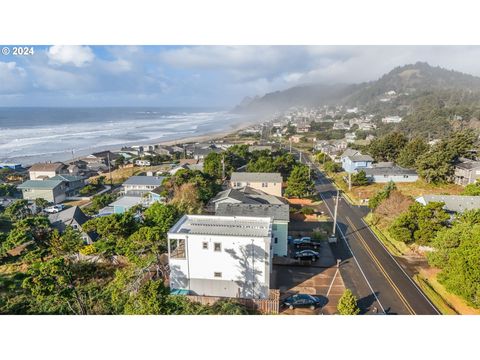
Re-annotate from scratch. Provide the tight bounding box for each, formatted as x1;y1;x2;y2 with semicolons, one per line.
221;154;226;180
332;190;340;236
348;172;352;191
107;152;113;186
289;138;292;153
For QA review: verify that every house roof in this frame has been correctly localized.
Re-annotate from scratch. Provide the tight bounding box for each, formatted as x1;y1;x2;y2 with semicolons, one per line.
123;176;165;186
29;162;66;172
48;206;90;227
349;155;374;162
110;196;144;208
340;148;360;158
216;203;290;222
210;188;261;204
231;172;283;183
17;179;64;190
168;214;272;237
364;166;417;176
416;195;480;213
50;175;86;182
455;158;480;170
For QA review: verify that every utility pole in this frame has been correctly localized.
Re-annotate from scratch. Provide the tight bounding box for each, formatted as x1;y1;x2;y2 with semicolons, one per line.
107;152;113;186
332;190;340;236
221;153;225;180
289;138;292;153
348;172;352;191
299;151;302;163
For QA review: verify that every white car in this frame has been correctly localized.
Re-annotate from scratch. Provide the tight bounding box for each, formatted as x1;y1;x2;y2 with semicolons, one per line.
44;205;64;213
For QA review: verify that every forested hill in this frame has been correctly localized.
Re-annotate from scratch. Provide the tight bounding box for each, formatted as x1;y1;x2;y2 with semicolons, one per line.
234;62;480;114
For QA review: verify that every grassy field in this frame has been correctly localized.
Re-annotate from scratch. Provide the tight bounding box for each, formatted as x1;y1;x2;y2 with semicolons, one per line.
89;164;171;185
415;269;480;315
329;174;464;204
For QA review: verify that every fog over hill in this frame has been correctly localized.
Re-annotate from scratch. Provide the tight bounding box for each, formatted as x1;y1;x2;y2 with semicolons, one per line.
234;62;480;114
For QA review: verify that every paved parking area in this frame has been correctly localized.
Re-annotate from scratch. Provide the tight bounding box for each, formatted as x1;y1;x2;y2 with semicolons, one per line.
273;265;345;315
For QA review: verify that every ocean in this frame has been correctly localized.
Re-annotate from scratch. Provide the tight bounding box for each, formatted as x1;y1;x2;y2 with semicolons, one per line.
0;107;248;166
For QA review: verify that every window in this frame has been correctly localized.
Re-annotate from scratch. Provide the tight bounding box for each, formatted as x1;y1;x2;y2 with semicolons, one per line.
272;224;278;231
214;242;222;252
214;272;222;278
262;182;268;188
170;238;186;259
274;237;278;244
202;242;208;250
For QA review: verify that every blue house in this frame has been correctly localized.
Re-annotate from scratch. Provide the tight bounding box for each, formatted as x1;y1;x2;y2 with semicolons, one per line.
0;163;22;170
340;149;373;173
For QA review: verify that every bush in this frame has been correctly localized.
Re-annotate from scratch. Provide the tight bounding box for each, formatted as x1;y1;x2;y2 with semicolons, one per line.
337;289;360;315
300;207;315;215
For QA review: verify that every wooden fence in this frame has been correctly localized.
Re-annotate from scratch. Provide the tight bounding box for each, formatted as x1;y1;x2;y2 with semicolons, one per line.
186;289;280;314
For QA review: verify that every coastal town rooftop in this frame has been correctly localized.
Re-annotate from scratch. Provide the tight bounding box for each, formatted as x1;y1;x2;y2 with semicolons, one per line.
168;214;273;237
230;172;282;183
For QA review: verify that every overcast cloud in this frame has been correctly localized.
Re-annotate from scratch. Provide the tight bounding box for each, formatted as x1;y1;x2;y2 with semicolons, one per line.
2;45;480;107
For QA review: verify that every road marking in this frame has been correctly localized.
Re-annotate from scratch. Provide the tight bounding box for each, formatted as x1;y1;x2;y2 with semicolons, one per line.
318;187;386;314
345;216;416;315
359;217;440;315
326;268;339;297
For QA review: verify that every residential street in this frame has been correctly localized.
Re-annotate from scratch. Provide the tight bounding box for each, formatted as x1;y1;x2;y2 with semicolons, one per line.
295;149;440;315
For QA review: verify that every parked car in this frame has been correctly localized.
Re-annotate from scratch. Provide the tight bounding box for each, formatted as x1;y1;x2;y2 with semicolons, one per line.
44;204;64;213
283;294;322;310
293;249;319;262
293;237;320;249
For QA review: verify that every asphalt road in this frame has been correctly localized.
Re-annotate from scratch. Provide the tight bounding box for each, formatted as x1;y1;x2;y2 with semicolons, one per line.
291;148;440;315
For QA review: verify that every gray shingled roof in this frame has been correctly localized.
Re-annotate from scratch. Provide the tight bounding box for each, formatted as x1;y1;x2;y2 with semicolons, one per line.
123;176;165;186
48;206;89;227
231;172;282;183
216;203;290;222
416;195;480;213
210;188;260;204
455;158;480;170
350;155;374;162
364;166;417;176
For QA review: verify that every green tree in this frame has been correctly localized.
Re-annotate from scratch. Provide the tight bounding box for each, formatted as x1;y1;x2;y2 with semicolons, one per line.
337;289;360;315
368;132;408;162
210;299;250;315
396;137;429;169
427;223;480;308
389;202;449;245
4;199;31;221
144;202;181;233
351;170;369;186
34;198;49;213
462;182;480;196
323;161;341;173
246;156;277;173
203;152;223;179
368;181;396;209
285;165;315;198
50;227;84;256
22;257;88;314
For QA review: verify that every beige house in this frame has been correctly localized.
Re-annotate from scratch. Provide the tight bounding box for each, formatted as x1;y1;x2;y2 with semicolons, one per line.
230;172;283;197
29;162;68;180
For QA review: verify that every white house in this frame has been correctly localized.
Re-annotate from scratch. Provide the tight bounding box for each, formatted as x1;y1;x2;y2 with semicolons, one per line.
29;162;68;180
122;175;165;197
381;116;402;124
364;165;418;183
167;215;273;299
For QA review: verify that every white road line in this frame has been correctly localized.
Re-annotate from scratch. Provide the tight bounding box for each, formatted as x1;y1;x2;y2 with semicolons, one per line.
359;217;440;314
326;268;339;297
318;187;386;314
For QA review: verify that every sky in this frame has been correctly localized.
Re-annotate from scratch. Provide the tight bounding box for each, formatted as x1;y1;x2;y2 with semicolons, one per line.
3;45;480;108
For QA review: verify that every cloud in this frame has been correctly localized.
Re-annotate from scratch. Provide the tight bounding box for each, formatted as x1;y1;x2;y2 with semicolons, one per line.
0;61;28;94
47;45;95;67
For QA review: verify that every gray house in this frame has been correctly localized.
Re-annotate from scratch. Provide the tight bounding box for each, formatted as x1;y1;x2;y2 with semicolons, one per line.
48;206;97;244
454;158;480;186
50;174;86;196
216;203;289;257
364;165;418;183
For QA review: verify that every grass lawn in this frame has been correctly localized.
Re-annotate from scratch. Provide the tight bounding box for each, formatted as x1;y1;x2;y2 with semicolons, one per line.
415;268;480;315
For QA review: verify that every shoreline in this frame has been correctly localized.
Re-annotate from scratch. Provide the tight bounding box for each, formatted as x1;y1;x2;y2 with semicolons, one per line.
6;114;265;167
